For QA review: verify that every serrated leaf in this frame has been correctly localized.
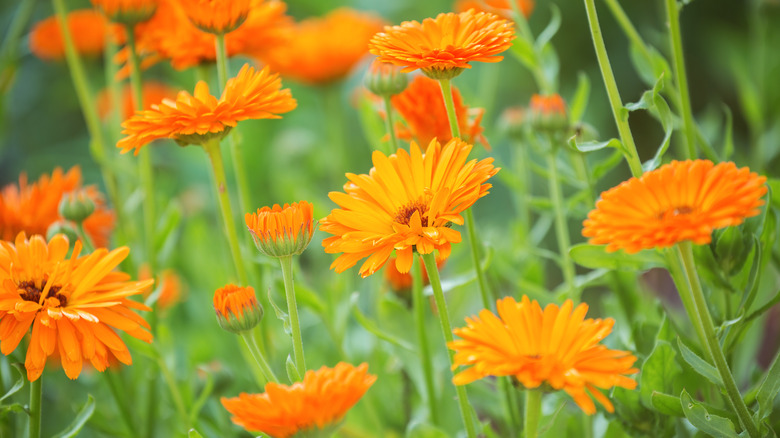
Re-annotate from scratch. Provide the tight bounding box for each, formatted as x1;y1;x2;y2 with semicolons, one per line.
677;338;722;386
52;394;95;438
0;363;25;403
680;389;739;438
350;293;414;351
569;244;664;271
640;341;682;408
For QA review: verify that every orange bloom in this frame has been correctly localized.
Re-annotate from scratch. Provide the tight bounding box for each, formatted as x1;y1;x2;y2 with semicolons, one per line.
177;0;252;34
583;160;767;253
0;167;115;248
117;63;297;154
139;265;183;310
213;284;262;333
245;201;314;258
320;138;498;278
221;362;376;437
450;296;638;414
368;10;515;78
454;0;534;19
0;233;153;381
262;8;385;85
91;0;158;24
97;81;177;121
29;10;122;61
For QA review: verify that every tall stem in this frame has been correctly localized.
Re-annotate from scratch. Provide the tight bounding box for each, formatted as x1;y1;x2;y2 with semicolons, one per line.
665;0;696;159
240;331;279;384
202;139;249;284
421;253;477;438
582;0;644;177
546;149;576;297
412;257;438;425
524;389;542;438
27;376;41;438
437;79;461;138
104;372;137;436
673;242;760;437
279;255;306;378
382;96;400;153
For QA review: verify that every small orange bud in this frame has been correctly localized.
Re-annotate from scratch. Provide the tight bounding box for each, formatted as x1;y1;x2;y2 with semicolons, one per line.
214;284;263;334
529;93;569;133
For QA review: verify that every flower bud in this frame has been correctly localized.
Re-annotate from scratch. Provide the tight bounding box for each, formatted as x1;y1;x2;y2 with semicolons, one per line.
214;284;263;334
91;0;157;26
711;226;753;276
498;106;527;140
529;93;569;134
364;59;408;97
59;191;95;223
46;221;79;243
245;201;315;258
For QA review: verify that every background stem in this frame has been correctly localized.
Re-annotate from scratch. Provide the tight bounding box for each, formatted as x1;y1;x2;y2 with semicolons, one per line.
412;257;439;426
279;255;306;378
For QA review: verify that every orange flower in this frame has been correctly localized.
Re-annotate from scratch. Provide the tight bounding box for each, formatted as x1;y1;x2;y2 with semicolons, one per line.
529;93;568;132
320;138;498;278
262;8;385;85
454;0;534;19
450;296;638;414
383;255;443;293
0;233;153;381
368;9;515;78
177;0;252;34
91;0;158;24
221;362;376;437
245;201;314;258
117;63;297;154
0;167;115;248
213;284;262;333
97;81;178;121
139;265;183;310
29;10;122;61
583;160;767;253
390;75;488;148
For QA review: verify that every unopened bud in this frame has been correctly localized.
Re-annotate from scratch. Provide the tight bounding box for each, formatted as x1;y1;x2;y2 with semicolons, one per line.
59;191;95;223
364;59;408;97
529;93;569;134
213;284;264;334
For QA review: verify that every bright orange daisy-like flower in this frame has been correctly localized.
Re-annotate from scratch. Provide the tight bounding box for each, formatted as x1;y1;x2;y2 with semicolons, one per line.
450;296;638;414
245;201;314;258
368;9;515;78
454;0;534;19
97;81;177;121
221;362;376;438
29;10;122;61
117;63;297;154
0;167;115;248
0;233;153;381
91;0;158;25
320;138;498;278
262;8;385;85
177;0;252;34
583;160;767;253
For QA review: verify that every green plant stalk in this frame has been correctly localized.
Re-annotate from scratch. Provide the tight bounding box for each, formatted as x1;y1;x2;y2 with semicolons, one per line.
28;376;41;438
76;223;95;253
156;355;190;430
508;2;553;94
279;255;306;378
582;0;644;178
545;149;576;297
664;0;696;160
437;79;461;138
500;377;521;437
673;241;760;437
382;96;400;153
103;372;137;437
412;257;439;426
202;139;250;285
240;331;279;384
421;253;477;438
324;84;349;178
524;389;542;438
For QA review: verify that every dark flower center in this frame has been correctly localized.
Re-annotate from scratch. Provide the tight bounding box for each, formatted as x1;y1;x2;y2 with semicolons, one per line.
18;281;67;307
394;201;429;227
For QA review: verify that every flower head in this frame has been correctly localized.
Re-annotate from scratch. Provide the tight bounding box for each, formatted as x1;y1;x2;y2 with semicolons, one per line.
368;10;514;78
177;0;252;34
364;59;408;97
29;10;122;61
0;233;153;381
245;201;314;258
263;8;385;85
213;284;262;333
97;81;178;121
221;362;376;438
117;63;296;154
91;0;158;25
583;160;767;253
454;0;534;19
529;93;569;132
450;296;638;414
320;138;498;278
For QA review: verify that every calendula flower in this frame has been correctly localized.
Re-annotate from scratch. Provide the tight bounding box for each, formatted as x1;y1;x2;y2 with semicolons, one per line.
263;8;385;85
213;284;262;333
450;296;638;414
0;167;115;248
583;160;767;253
454;0;534;19
320;138;498;278
91;0;158;25
29;10;122;61
97;82;177;121
221;362;376;438
245;201;314;258
529;93;569;132
177;0;252;34
368;9;515;79
0;233;153;381
116;63;296;154
140;265;183;310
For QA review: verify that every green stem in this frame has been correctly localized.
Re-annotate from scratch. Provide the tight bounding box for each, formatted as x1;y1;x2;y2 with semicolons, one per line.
524;389;542;438
27;376;41;438
664;0;696;159
437;79;461;138
582;0;644;177
508;2;554;94
214;33;229;89
76;222;95;253
202;139;249;285
103;372;137;436
546;148;576;297
673;242;760;437
0;0;38;80
421;253;477;438
412;257;438;426
156;355;190;430
240;331;279;384
279;255;306;378
382;96;399;153
500;377;521;437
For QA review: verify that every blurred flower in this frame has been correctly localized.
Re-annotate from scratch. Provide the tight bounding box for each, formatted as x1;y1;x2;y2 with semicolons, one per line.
29;10;122;61
221;362;376;437
583;160;767;253
321;138;498;278
245;201;314;258
369;9;514;79
383;255;444;293
117;63;296;154
498;106;527;139
450;296;638;414
213;284;263;333
529;93;569;132
454;0;534;19
262;8;385;85
177;0;252;34
0;167;115;248
91;0;158;25
97;81;178;121
364;59;408;98
140;265;183;310
0;232;153;381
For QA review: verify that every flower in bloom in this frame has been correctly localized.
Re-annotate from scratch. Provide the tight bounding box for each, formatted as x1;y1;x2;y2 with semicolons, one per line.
582;160;767;253
262;8;385;85
97;81;178;122
221;362;376;437
368;9;515;78
177;0;252;34
91;0;158;25
213;284;262;333
0;167;115;248
116;63;297;154
29;10;122;61
450;296;638;414
320;138;498;278
245;201;314;258
0;233;153;381
454;0;534;19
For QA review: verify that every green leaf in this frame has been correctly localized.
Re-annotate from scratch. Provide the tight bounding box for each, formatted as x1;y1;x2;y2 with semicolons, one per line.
285;355;301;383
350;293;414;351
0;363;25;403
640;341;682;409
188;429;204;438
651;392;684;417
757;349;780;420
680;389;739;438
535;4;561;51
568;136;622;153
356;93;389;148
153;201;182;257
569;73;590;123
52;394;95;438
569;244;665;271
676;338;722;386
0;402;26;415
623;76;675;172
267;288;291;335
510;36;537;70
591;149;624;181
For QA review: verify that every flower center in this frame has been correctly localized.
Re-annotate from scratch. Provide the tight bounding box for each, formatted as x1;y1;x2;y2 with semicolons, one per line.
18;281;67;307
394;201;429;227
658;205;695;220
